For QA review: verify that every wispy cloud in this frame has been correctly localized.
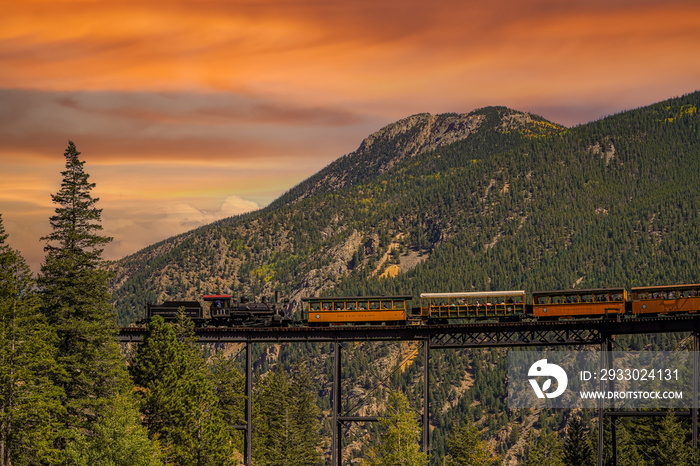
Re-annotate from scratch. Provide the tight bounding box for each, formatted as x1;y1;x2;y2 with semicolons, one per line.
1;0;698;272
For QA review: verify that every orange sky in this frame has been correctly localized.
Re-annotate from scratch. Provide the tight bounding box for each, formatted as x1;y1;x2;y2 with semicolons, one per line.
1;0;699;272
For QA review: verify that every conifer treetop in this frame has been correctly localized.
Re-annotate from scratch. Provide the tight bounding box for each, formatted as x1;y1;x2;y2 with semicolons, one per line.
42;140;111;262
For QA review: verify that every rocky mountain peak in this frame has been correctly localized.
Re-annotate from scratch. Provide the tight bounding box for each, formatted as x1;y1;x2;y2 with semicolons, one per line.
356;111;485;170
276;107;543;206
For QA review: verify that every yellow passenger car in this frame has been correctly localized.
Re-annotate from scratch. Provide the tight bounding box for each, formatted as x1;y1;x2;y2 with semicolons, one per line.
532;288;627;318
419;291;526;321
631;284;700;315
301;296;412;325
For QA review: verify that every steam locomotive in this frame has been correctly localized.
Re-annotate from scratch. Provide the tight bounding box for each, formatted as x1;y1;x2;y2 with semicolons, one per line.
143;283;700;327
143;292;290;327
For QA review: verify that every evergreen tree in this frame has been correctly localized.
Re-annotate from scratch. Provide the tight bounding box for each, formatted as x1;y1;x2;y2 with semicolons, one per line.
0;215;65;465
444;418;499;466
253;368;292;465
209;352;246;450
615;421;647;466
38;141;129;429
365;391;428;466
563;417;595;466
655;413;691;466
522;431;565;466
288;366;323;465
130;315;237;465
64;392;162;466
252;365;323;466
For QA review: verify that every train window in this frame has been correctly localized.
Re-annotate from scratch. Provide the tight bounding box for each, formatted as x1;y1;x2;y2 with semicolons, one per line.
381;301;390;309
358;301;368;310
346;302;357;310
667;291;676;299
323;302;332;310
370;301;380;310
310;302;321;311
681;290;693;298
535;296;549;305
565;295;578;304
610;293;623;301
393;301;405;309
551;296;564;304
580;294;592;303
637;292;648;300
594;294;607;302
334;302;345;311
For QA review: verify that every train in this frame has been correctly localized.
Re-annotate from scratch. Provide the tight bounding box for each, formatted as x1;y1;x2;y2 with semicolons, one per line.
142;283;700;327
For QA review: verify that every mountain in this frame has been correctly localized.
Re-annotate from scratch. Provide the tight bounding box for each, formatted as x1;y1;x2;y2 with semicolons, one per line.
268;108;558;207
110;91;700;462
111;93;700;324
110;106;568;323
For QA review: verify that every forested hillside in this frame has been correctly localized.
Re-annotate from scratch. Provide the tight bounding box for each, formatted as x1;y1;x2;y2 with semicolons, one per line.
110;91;700;463
113;92;700;320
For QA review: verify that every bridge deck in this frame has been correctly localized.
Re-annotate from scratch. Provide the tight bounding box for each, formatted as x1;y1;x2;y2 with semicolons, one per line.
119;314;700;347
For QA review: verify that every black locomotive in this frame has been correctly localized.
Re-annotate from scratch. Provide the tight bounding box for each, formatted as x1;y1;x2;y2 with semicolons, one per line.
143;292;290;327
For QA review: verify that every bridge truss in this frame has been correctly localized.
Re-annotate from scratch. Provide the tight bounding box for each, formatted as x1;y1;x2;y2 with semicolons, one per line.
119;316;700;466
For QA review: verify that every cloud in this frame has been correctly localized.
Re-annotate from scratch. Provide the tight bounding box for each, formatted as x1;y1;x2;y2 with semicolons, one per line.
3;0;698;106
102;194;260;261
165;196;260;229
2;0;699;273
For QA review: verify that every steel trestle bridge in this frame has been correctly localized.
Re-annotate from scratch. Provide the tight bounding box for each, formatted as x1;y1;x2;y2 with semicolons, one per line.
119;315;700;466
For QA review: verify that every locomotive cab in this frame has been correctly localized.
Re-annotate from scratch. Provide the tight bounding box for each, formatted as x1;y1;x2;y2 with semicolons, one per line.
203;294;233;318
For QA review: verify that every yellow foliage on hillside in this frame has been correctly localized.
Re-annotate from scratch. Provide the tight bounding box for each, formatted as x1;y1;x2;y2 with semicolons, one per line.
379;264;400;279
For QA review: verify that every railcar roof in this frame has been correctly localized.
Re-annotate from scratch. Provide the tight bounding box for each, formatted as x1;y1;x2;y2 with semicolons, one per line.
630;284;700;291
420;291;525;298
301;295;413;302
532;288;625;295
150;300;201;307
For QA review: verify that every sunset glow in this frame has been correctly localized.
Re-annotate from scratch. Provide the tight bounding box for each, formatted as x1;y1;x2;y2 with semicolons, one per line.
2;0;699;271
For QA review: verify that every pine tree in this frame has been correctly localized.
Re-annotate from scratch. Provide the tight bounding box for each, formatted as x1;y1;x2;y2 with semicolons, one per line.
64;392;162;466
655;413;691;466
563;417;595;466
444;418;499;466
130;316;190;450
209;351;246;450
522;431;565;466
288;365;323;465
0;215;66;466
252;365;323;466
615;421;647;466
365;391;428;466
253;368;292;465
38;141;129;429
131;315;237;465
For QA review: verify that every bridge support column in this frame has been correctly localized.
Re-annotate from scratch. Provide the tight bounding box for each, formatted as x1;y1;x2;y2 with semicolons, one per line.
694;331;698;450
332;341;342;466
608;337;617;466
423;338;430;454
245;338;252;466
598;334;611;466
